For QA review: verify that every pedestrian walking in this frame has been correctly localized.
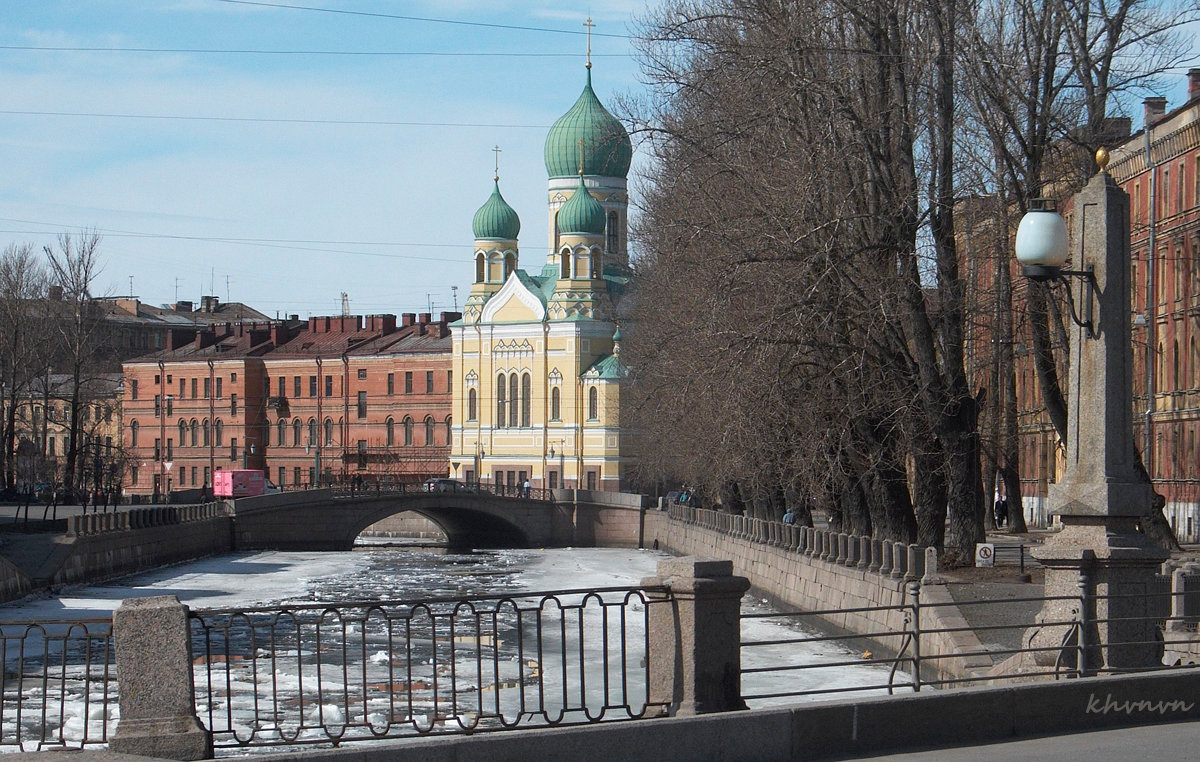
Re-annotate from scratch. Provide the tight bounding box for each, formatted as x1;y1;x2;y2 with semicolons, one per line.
993;496;1008;529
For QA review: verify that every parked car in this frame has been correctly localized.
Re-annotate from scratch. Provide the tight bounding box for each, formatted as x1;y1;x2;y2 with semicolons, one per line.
423;478;470;493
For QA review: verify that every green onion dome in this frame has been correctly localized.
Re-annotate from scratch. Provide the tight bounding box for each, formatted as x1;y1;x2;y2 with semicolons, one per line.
557;177;607;235
472;179;521;240
544;69;632;179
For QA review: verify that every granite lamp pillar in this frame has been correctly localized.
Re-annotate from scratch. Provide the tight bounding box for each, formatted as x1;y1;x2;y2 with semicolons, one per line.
1017;151;1168;674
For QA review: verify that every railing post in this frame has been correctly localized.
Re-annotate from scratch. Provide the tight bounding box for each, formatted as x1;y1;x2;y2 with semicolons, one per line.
1077;567;1092;677
646;557;750;716
109;595;212;759
878;540;893;576
906;580;922;693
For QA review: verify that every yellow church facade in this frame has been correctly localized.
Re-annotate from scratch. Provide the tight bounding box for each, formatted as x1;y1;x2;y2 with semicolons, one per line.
449;64;632;492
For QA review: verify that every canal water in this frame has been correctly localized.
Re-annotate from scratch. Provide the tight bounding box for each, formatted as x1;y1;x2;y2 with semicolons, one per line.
1;546;906;749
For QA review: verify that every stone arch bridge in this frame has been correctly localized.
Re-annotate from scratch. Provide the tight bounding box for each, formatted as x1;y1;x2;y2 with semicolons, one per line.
229;488;648;551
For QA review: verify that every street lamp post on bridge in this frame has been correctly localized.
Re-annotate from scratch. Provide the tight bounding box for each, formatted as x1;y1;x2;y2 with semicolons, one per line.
548;439;565;490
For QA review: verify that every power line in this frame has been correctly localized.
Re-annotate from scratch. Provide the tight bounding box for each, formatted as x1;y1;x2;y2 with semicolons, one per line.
0;109;549;129
0;218;560;258
213;0;633;39
0;44;627;58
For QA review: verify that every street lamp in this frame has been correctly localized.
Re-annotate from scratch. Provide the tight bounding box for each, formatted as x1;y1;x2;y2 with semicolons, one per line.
473;442;485;487
548;439;565;489
1016;198;1097;338
1015;148;1167;673
305;443;320;487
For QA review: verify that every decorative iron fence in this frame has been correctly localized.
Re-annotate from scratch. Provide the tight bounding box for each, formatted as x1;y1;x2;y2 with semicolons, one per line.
0;618;115;751
188;585;668;749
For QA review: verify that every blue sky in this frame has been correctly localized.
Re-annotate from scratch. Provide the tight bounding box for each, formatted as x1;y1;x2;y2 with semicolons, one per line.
3;2;1197;320
0;0;653;318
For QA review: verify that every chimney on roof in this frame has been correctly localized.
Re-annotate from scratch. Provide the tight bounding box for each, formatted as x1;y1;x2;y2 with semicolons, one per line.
418;313;431;324
441;311;462;324
174;300;193;313
289;314;299;322
200;295;220;313
1189;69;1200;101
1144;96;1168;127
366;314;397;333
401;313;416;327
169;329;198;350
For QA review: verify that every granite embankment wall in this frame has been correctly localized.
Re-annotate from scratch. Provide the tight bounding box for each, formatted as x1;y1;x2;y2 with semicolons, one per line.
643;505;991;682
0;504;233;600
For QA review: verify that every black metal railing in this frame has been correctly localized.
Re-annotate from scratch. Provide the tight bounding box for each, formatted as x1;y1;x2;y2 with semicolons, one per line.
0;618;116;750
329;481;555;502
740;579;1199;703
188;585;668;749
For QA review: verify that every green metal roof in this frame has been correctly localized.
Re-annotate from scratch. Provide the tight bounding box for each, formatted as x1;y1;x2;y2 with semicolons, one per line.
556;176;607;235
584;353;626;379
544;69;632;179
472;179;521;240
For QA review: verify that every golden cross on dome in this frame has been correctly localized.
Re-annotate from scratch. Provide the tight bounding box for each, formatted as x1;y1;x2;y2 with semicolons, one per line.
492;145;501;180
584;17;594;69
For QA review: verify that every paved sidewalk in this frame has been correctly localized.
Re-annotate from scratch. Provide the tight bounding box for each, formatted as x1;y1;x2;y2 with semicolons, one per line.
840;719;1200;761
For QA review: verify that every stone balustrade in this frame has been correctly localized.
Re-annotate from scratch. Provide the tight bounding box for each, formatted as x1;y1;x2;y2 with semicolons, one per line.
666;503;938;585
66;503;229;538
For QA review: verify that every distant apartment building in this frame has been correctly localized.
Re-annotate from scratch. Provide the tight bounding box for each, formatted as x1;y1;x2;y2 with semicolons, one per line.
121;312;457;499
4;373;122;494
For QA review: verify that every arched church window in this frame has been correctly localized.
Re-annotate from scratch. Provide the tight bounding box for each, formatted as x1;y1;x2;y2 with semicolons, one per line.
386;417;395;446
606;211;618;254
591;247;602;278
468;389;477;421
560;248;571;279
496;374;507;426
521;373;531;427
424;416;435;446
509;372;519;427
190;419;198;447
324;418;334;446
403;417;414;446
554;210;560;252
588;387;598;420
308;418;317;445
445;416;452;445
475;253;485;284
551;388;560;421
130;420;139;447
178;420;187;444
504;252;517;279
292;419;301;446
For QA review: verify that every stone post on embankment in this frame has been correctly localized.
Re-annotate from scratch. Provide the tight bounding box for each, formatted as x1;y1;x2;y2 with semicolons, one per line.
109;595;213;760
644;557;751;716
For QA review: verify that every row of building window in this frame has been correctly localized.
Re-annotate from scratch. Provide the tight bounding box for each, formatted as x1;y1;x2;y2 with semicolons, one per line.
465;381;599;424
15;403;112;425
130;416;454;452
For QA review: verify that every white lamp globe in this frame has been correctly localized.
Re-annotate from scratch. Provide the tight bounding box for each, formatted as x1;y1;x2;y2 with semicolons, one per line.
1015;203;1069;269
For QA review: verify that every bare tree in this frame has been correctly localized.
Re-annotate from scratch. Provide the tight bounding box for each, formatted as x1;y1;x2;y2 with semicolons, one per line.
43;231;116;493
0;244;52;489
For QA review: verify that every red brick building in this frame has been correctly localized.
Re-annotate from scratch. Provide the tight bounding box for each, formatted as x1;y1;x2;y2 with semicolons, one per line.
121;312;458;499
987;72;1200;542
